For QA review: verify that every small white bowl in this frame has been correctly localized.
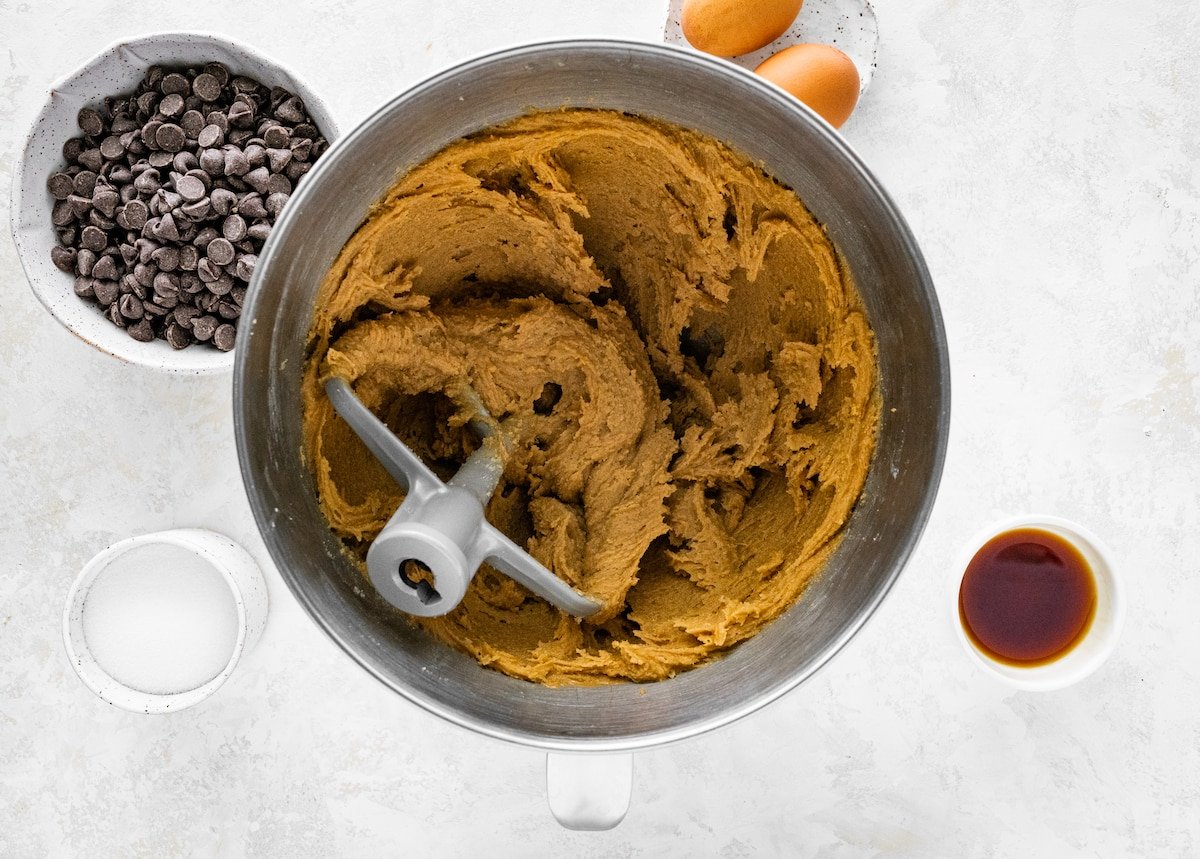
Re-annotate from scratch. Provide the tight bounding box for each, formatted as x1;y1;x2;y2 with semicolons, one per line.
63;528;268;714
10;31;338;374
949;514;1124;691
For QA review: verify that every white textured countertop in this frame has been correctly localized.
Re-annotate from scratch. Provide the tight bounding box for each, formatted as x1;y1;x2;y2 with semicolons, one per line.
2;1;1197;854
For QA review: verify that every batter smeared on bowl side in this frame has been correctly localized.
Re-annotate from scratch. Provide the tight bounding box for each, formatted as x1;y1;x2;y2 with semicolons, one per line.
302;109;879;685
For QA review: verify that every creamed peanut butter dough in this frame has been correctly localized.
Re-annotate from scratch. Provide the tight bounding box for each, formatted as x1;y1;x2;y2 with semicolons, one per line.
302;109;880;685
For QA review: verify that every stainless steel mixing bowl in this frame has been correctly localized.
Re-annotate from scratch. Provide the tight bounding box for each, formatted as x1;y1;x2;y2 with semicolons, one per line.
234;40;950;753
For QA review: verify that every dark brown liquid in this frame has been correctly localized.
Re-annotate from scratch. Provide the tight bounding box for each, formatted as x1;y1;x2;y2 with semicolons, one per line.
959;528;1096;666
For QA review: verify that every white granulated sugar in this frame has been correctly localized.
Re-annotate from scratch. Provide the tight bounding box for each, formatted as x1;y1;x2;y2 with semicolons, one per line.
81;543;240;695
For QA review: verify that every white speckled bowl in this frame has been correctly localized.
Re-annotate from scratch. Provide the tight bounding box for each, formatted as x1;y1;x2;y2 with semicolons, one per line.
63;528;268;714
10;31;338;375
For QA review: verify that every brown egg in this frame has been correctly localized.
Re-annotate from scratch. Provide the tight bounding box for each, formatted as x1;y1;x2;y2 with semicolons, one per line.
754;44;860;128
681;0;804;58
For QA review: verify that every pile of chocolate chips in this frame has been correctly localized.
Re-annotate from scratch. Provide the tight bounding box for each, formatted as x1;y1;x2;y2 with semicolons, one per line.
47;62;329;350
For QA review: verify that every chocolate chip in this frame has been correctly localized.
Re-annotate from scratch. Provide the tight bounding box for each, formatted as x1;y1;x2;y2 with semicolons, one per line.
175;174;206;201
76;148;102;172
123;199;149;229
178;245;200;270
192;72;222;102
181;272;205;294
237;194;268;219
161;72;190;95
203;62;230;87
266;174;292;198
212;323;236;351
173;304;200;328
127;318;155;341
193;226;219;248
156;212;180;242
199;147;226;175
156;123;186;152
159;93;185;118
244;144;266;168
74;276;96;298
77;107;104;136
209;187;237;215
142;119;163;147
68;194;92;217
151;246;180;271
206;237;235;266
75;248;97;276
80;225;107;251
99;135;125;159
289;138;313;161
224;148;250;177
133;169;161;194
263;125;290;149
73;170;98;197
228;128;253;149
88;209;115;231
191;314;217;341
197;257;220;282
234;254;257;281
118;293;144;320
164;322;191;348
265;147;292;174
246;221;272;242
92;255;118;281
218;215;245;243
47;172;75;199
285;160;311;181
275;96;305;124
228;100;253;128
173;150;199;173
180;109;206;139
217;299;241;319
244;166;270;194
197;124;224;148
206;111;229;133
93;188;119;218
181;198;212;220
153;271;180;299
51;245;76;273
105;300;127;327
133;262;155;287
266;192;289;217
51;200;75;226
93;278;119;306
120;273;144;298
62;137;84;163
208;274;234;296
136;90;158;116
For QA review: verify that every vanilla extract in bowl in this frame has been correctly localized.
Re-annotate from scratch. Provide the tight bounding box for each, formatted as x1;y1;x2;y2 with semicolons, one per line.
958;527;1097;667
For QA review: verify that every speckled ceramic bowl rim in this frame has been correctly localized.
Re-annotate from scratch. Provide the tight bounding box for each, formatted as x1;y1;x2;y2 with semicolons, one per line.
10;30;339;375
62;528;266;714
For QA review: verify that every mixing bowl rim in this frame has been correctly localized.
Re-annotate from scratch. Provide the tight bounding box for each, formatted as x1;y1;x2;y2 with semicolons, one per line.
234;37;950;753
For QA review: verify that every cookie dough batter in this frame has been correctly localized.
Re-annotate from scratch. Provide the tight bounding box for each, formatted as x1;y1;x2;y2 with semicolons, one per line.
303;109;879;685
